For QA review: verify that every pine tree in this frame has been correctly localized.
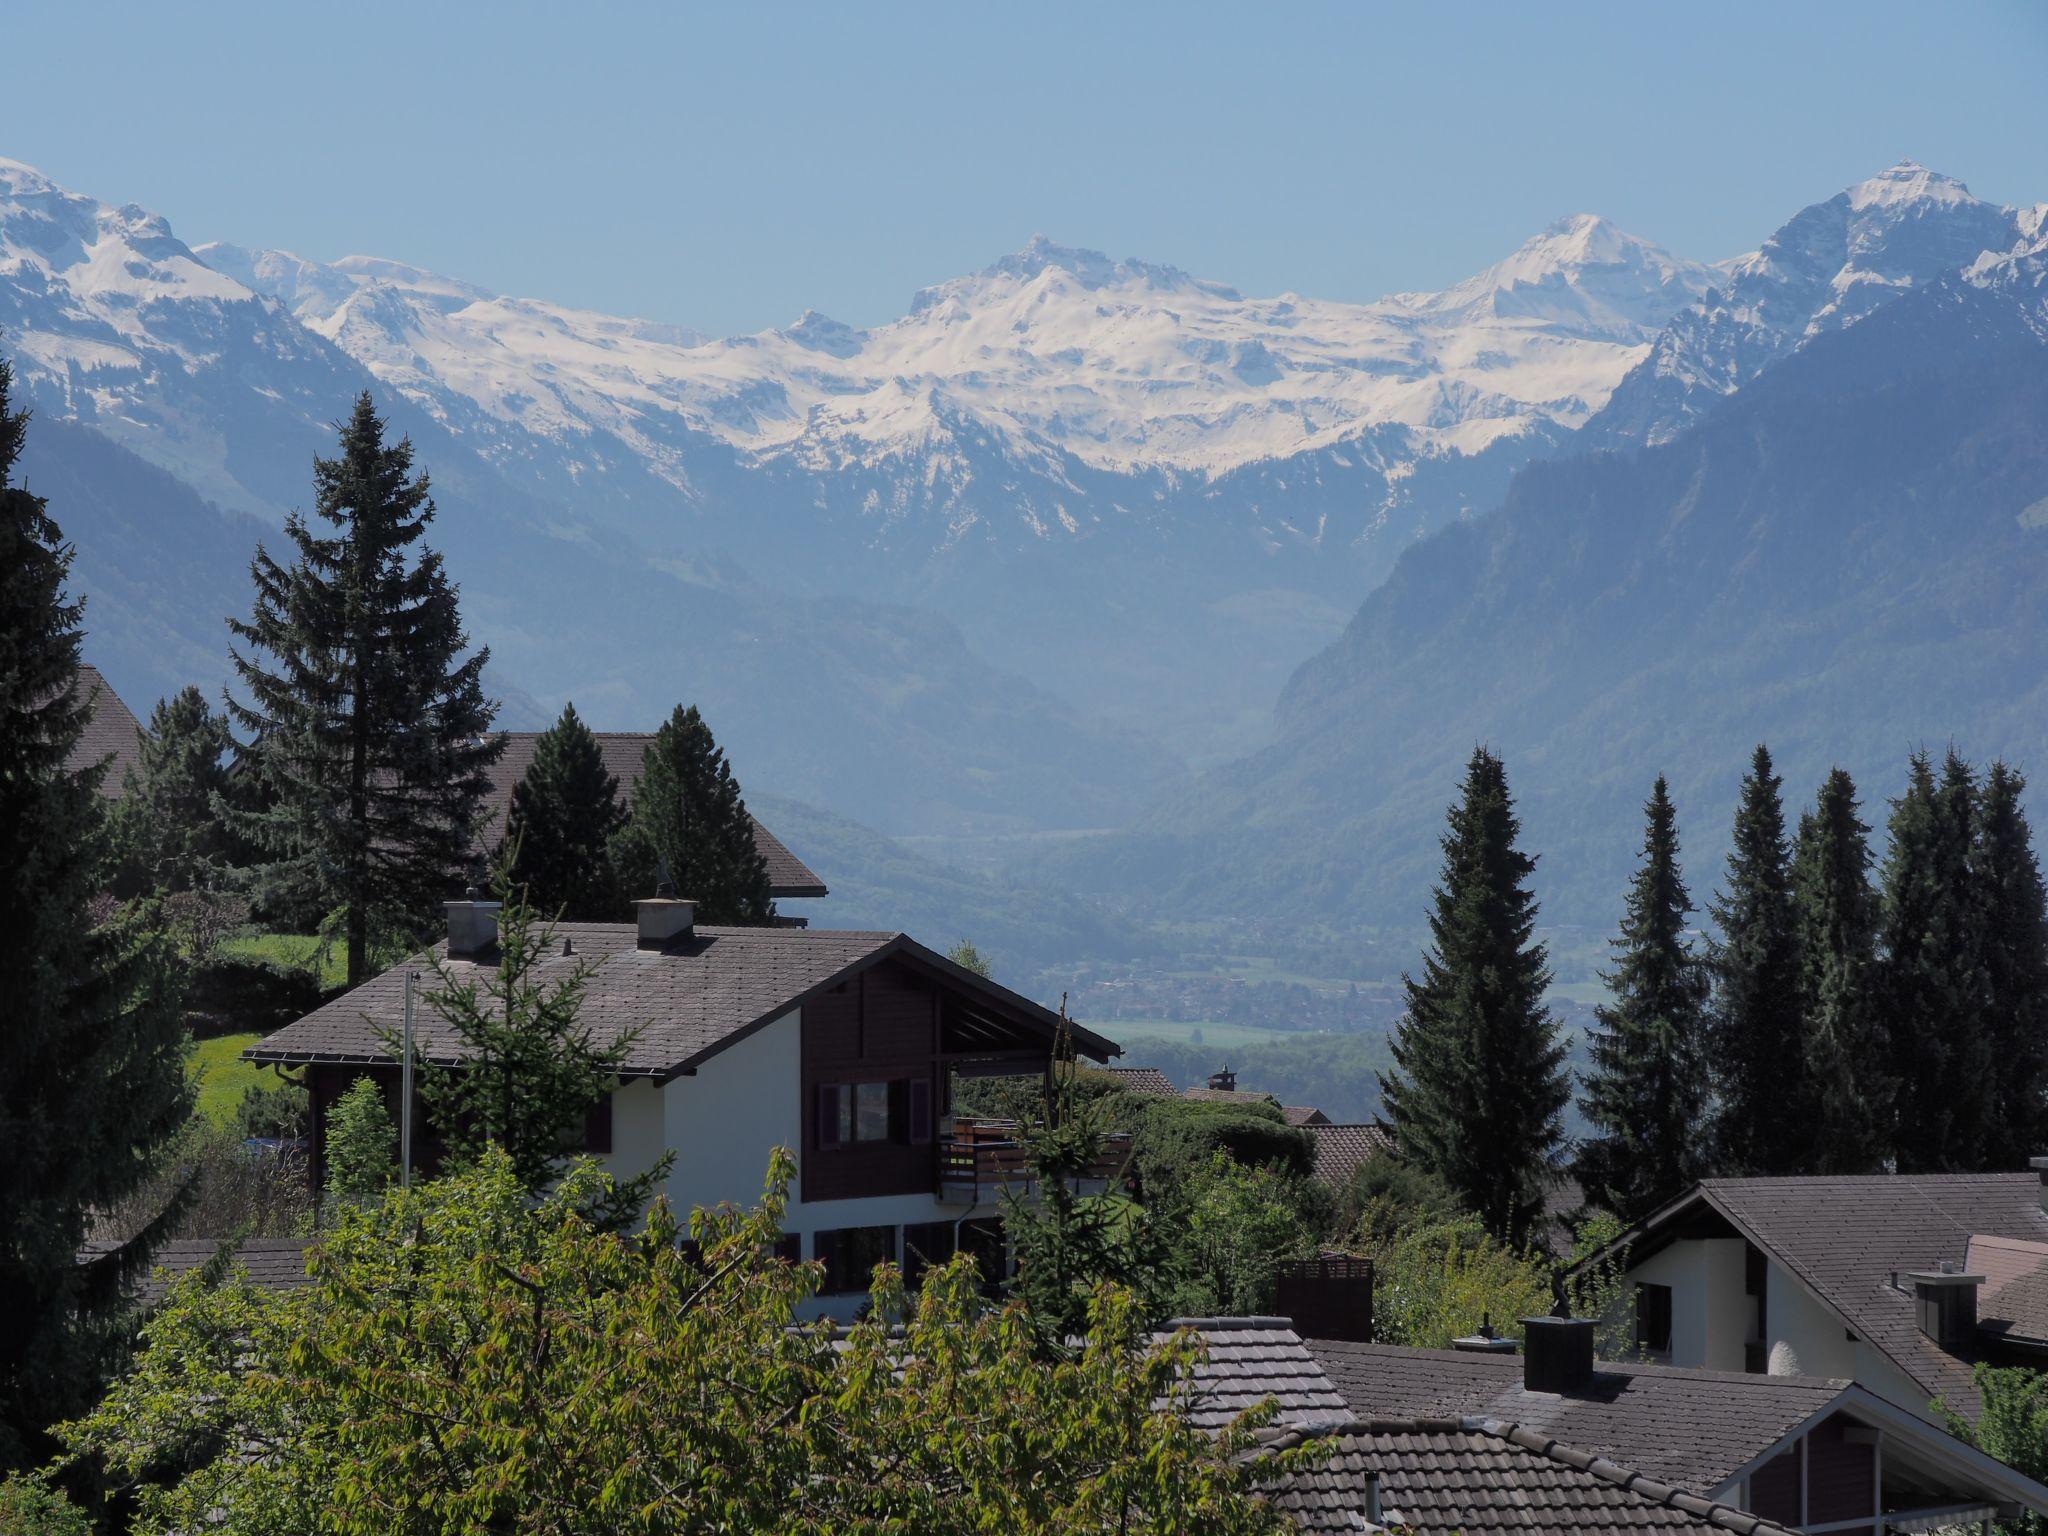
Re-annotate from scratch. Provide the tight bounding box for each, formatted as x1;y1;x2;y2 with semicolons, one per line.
1791;769;1888;1173
0;358;192;1470
1705;745;1808;1175
322;1076;396;1212
1976;763;2048;1168
1879;750;1993;1172
110;685;239;897
502;703;625;920
611;704;775;925
1379;747;1567;1248
1575;777;1709;1221
227;393;502;985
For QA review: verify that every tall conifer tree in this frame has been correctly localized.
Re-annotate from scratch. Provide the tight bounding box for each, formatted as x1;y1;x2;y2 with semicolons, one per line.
1705;745;1807;1174
228;393;501;985
501;703;625;920
1575;777;1709;1221
0;359;191;1469
1879;750;1992;1172
1379;747;1567;1247
110;685;240;896
1791;769;1887;1173
1977;762;2048;1168
612;704;775;925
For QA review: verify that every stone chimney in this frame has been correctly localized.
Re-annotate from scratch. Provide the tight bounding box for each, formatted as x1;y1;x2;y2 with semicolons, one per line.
1906;1262;1985;1350
1520;1315;1595;1394
635;894;696;949
445;888;501;957
1207;1066;1238;1093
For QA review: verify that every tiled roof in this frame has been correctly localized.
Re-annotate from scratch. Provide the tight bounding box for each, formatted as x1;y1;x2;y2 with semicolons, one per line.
1308;1123;1395;1187
1673;1174;2048;1420
65;664;146;798
1306;1340;1847;1496
1183;1087;1280;1107
1283;1106;1330;1127
79;1237;312;1305
1168;1317;1352;1431
1259;1418;1797;1535
1973;1234;2048;1344
246;922;1116;1079
1103;1066;1176;1097
484;730;828;898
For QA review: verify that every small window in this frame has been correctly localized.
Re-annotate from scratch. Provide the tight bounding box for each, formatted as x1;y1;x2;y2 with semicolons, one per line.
817;1081;912;1147
1635;1282;1674;1357
854;1082;891;1142
904;1220;956;1288
581;1091;614;1154
816;1225;896;1294
768;1233;801;1265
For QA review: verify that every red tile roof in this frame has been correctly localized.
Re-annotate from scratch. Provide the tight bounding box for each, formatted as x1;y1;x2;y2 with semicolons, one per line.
1102;1066;1176;1097
484;730;828;898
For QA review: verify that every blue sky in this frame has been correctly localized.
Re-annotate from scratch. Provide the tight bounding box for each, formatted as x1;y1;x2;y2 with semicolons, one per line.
7;1;2045;335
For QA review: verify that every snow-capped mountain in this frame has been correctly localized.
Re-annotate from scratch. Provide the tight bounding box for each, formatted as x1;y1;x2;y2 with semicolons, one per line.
1588;161;2046;446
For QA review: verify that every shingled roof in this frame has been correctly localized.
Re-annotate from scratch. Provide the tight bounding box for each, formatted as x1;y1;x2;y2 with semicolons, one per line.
1102;1065;1176;1097
65;664;146;798
1258;1417;1798;1535
245;922;1118;1081
1589;1173;2048;1421
1168;1317;1352;1431
483;730;828;898
1306;1340;1846;1499
79;1237;313;1306
1308;1123;1395;1187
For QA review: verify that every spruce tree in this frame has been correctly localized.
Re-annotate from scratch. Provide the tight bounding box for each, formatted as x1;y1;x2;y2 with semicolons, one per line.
1705;745;1808;1175
1379;747;1567;1247
1977;762;2048;1168
502;703;625;920
1791;769;1888;1173
612;704;775;925
110;685;240;897
0;358;192;1470
1575;777;1709;1221
227;393;501;985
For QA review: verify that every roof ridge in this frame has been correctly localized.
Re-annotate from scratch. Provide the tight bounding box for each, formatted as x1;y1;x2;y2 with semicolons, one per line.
1477;1419;1795;1534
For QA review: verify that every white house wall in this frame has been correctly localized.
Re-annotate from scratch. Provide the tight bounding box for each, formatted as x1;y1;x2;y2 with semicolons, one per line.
1631;1238;1747;1370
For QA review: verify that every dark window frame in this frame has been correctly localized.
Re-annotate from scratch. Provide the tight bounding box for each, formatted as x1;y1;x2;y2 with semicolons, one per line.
1635;1281;1674;1356
815;1224;897;1295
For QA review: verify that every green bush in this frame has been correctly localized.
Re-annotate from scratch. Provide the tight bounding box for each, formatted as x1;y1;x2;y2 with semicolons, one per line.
1163;1156;1321;1318
1122;1098;1313;1210
1367;1214;1553;1350
183;953;330;1039
0;1472;90;1536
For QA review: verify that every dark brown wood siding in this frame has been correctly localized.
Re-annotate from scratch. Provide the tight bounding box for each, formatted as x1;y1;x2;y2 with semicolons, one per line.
801;962;945;1202
1804;1414;1875;1525
1748;1440;1801;1527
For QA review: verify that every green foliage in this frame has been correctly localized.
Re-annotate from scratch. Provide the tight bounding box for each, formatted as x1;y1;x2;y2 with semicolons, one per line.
1113;1031;1395;1125
1328;1154;1462;1252
611;703;775;925
1367;1212;1553;1351
501;702;626;920
1564;1210;1640;1362
412;870;647;1204
1940;1364;2048;1536
1975;763;2048;1169
1380;747;1566;1246
1792;768;1888;1173
322;1077;394;1210
235;1078;310;1142
0;355;193;1471
226;391;501;985
1123;1097;1314;1214
1163;1156;1320;1318
947;937;993;977
110;684;240;897
61;1150;1305;1535
1576;777;1709;1221
1706;745;1809;1175
0;1471;91;1536
1879;749;1991;1171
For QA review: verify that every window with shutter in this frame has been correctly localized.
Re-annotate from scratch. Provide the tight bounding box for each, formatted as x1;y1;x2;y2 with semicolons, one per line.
817;1084;845;1149
907;1077;933;1146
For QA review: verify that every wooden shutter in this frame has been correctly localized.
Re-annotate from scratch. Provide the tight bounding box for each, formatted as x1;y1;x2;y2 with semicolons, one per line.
816;1084;844;1150
907;1077;933;1146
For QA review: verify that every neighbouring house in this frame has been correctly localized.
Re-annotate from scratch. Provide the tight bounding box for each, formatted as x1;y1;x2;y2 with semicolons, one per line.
243;890;1123;1317
79;1236;312;1307
1283;1105;1331;1127
1102;1065;1176;1097
482;729;829;907
1304;1320;2048;1533
1181;1066;1279;1109
1307;1122;1396;1189
63;662;146;795
1575;1171;2048;1422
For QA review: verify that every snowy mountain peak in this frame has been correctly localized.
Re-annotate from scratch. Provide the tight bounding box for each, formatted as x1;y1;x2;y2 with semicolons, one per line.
911;236;1241;315
1846;159;1979;211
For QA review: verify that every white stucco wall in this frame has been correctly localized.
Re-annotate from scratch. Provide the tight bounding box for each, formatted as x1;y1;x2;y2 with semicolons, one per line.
1764;1258;1860;1380
1631;1241;1708;1363
599;1007;1002;1319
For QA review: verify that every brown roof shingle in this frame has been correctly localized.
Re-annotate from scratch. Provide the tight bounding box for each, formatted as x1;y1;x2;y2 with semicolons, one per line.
1308;1123;1395;1187
66;664;146;798
484;730;828;898
1102;1066;1176;1097
1260;1417;1797;1535
80;1236;313;1306
1169;1317;1353;1432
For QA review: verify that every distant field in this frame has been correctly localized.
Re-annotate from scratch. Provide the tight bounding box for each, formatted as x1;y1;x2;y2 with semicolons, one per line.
188;1031;266;1127
1100;1019;1307;1049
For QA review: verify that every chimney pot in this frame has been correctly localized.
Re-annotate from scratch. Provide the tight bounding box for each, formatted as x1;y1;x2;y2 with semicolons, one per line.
635;895;696;950
445;896;502;957
1905;1268;1985;1350
1207;1066;1237;1093
1519;1315;1595;1394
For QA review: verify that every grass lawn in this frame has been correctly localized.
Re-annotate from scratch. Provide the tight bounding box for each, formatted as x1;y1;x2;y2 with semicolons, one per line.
1101;1019;1306;1048
219;932;352;988
188;1031;268;1128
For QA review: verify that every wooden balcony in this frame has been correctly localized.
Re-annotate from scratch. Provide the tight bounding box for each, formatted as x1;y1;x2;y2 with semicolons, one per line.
934;1117;1132;1206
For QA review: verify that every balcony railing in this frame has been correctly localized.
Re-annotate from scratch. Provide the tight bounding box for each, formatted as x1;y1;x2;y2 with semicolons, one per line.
935;1117;1132;1206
